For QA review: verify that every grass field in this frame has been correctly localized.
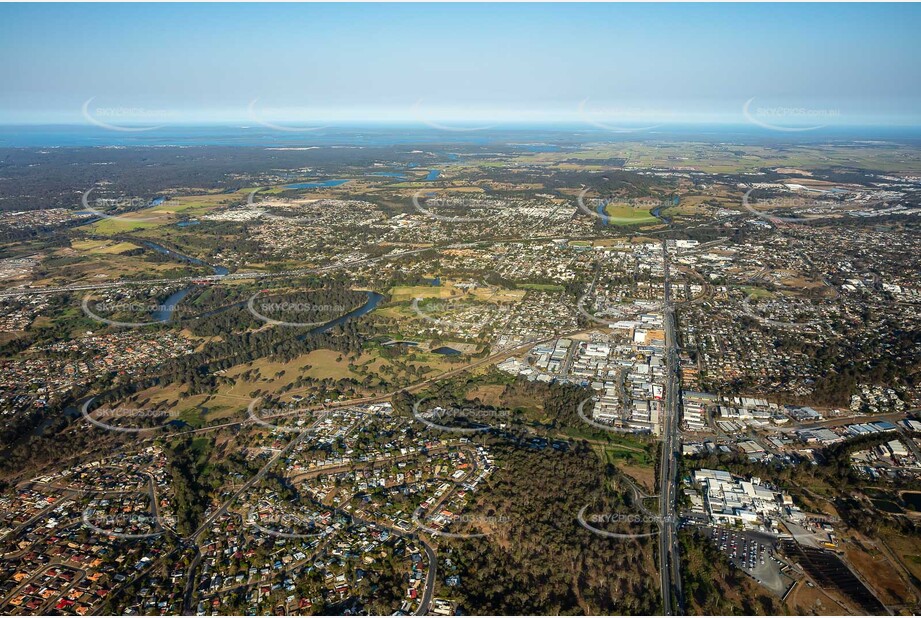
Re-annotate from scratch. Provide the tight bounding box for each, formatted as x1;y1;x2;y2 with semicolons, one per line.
464;384;508;406
108;346;464;418
87;217;161;235
31;245;203;288
517;283;565;292
84;190;249;236
388;280;526;303
70;239;141;255
602;202;659;225
741;286;775;299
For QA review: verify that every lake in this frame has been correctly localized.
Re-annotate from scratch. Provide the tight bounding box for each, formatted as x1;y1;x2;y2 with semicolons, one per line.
285;179;349;189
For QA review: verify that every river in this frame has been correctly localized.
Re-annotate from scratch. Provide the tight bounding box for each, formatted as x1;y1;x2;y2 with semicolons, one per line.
300;291;384;338
138;241;229;322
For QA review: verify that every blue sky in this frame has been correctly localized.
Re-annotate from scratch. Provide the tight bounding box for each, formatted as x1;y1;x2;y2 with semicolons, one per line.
2;3;920;127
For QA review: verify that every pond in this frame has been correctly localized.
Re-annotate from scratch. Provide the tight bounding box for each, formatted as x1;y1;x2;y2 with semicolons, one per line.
903;492;921;511
871;498;904;513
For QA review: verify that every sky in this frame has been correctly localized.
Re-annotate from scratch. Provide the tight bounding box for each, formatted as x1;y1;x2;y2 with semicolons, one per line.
2;2;921;128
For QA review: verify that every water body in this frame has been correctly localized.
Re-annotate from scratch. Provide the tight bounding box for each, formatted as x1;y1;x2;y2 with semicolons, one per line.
177;220;200;228
141;241;229;276
300;291;384;338
139;241;229;322
432;346;462;356
872;498;903;513
370;172;406;180
903;492;921;511
651;196;677;224
152;288;194;322
513;144;561;152
424;170;441;181
284;179;349;189
5;124;921;149
651;206;671;224
596;201;610;225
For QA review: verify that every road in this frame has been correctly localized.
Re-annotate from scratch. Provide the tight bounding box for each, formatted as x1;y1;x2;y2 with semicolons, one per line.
187;419;318;542
416;539;437;615
659;240;684;615
180;415;324;613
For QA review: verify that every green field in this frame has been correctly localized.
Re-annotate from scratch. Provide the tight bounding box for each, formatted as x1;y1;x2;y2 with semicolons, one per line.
517;283;565;292
602;202;659;225
741;286;775;300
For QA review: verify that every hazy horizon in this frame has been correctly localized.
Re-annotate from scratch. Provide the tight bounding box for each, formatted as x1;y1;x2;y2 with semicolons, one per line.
3;3;921;130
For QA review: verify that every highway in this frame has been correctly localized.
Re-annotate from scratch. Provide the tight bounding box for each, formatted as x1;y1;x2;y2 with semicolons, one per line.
659;240;684;615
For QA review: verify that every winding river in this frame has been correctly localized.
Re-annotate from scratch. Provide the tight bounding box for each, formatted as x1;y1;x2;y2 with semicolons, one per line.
139;240;382;332
139;241;228;322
